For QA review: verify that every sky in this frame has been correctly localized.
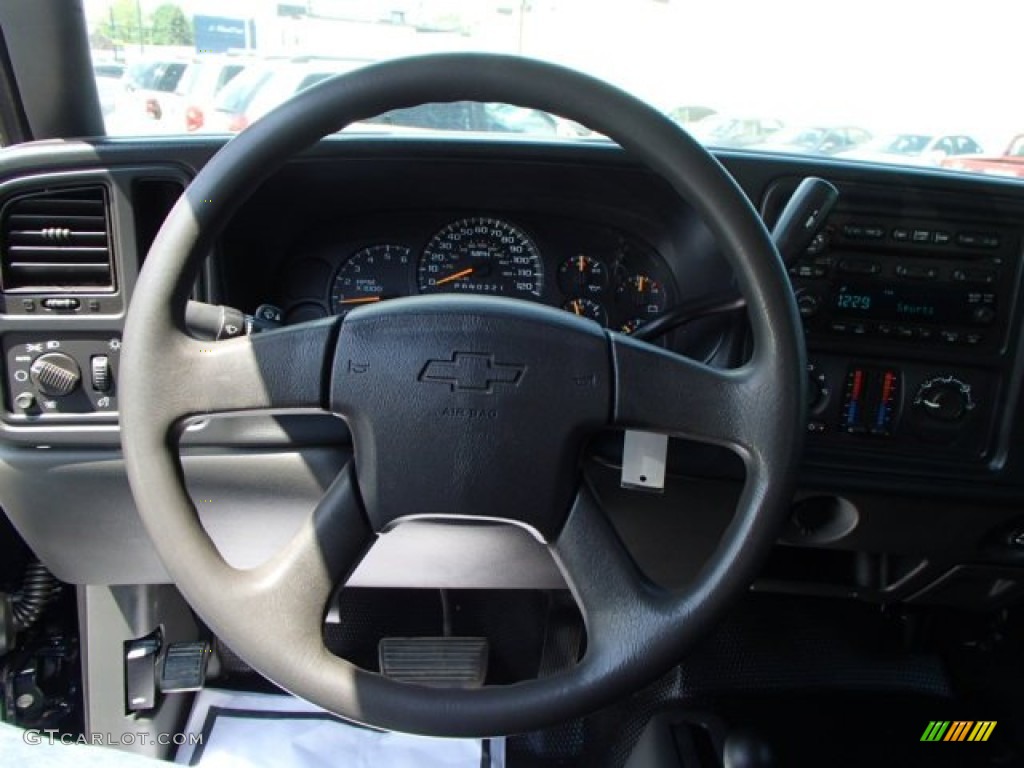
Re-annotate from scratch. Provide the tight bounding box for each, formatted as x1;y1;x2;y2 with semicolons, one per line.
85;0;1024;151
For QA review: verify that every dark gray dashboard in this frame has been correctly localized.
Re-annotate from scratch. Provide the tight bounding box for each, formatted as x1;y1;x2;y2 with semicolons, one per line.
1;135;1024;609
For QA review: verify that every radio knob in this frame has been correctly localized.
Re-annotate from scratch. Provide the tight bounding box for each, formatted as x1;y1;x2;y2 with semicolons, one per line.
795;290;821;318
971;305;996;325
807;363;830;414
914;376;975;423
29;352;81;397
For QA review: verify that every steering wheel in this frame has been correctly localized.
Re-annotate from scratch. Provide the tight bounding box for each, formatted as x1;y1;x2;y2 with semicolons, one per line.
120;54;805;737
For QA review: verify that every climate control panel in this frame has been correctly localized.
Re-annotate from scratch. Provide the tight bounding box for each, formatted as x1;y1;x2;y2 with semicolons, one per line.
805;355;996;461
4;335;121;419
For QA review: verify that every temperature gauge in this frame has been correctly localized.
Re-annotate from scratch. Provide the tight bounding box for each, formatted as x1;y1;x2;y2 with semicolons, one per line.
558;254;608;297
562;297;608;326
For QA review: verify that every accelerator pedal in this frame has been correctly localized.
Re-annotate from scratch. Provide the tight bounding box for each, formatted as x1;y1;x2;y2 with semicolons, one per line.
379;637;489;688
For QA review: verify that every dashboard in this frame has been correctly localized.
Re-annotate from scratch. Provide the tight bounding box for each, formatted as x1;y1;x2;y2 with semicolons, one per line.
2;137;1024;611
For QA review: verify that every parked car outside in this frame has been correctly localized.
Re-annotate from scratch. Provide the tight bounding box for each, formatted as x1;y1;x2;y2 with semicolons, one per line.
104;57;189;134
688;115;784;148
942;133;1024;177
205;57;571;136
171;56;252;132
749;125;872;154
837;133;985;165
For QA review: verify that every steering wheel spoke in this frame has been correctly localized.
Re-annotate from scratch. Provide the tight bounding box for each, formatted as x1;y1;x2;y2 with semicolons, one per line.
611;333;763;451
553;484;663;644
227;464;374;660
139;317;342;426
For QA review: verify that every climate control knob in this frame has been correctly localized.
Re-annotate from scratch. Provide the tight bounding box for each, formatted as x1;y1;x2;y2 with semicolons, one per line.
29;352;81;397
914;376;975;423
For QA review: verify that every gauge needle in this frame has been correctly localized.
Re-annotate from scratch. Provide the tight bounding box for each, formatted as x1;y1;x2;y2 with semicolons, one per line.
337;296;382;305
570;300;583;316
434;267;475;286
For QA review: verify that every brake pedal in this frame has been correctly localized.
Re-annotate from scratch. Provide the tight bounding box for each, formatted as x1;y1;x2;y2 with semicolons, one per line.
379;637;488;688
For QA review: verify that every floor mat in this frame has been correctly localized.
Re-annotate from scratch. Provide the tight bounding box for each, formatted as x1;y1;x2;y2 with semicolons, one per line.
174;689;504;767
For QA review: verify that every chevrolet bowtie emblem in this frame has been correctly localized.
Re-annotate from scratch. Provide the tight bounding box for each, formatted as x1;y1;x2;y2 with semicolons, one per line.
419;352;525;393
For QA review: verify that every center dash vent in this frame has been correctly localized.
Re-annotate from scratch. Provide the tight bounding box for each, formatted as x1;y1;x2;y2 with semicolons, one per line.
0;186;114;292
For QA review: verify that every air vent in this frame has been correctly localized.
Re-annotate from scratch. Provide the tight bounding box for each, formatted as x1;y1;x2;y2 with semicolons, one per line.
0;186;114;292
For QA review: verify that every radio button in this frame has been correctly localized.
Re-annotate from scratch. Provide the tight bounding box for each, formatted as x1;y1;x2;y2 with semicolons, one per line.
940;330;961;344
912;229;932;243
892;228;910;242
838;258;881;275
964;333;985;346
875;324;894;337
933;231;952;245
896;326;916;339
971;306;996;325
916;327;935;342
895;264;938;279
958;232;1001;249
851;323;868;336
951;268;996;284
829;322;850;335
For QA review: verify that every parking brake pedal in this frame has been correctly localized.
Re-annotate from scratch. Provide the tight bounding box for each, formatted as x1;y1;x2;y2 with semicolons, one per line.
159;641;211;693
379;637;488;688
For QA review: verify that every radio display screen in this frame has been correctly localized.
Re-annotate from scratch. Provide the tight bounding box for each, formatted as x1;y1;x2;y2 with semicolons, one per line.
831;283;988;325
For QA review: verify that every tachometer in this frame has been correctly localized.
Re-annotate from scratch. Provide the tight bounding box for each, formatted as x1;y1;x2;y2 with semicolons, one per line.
330;244;411;316
417;217;543;298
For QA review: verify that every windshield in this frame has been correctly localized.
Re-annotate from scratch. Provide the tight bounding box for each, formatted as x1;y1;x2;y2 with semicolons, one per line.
86;0;1022;178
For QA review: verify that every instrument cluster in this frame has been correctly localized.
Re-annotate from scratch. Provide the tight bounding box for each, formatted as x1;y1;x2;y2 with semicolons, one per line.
278;213;676;336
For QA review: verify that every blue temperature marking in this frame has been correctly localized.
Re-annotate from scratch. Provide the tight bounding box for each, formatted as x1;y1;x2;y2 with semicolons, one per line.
846;401;858;428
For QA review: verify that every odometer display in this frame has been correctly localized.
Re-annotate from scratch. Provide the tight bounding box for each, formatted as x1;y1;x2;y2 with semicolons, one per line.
418;217;543;298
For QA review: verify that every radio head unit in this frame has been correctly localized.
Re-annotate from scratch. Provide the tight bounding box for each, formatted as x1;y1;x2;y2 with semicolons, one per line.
789;216;1016;354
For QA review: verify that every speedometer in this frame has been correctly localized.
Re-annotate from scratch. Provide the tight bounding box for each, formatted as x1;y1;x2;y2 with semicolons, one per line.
417;217;543;298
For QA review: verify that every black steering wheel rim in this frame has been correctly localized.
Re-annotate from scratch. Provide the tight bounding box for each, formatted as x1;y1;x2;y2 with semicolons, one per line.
120;53;806;737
